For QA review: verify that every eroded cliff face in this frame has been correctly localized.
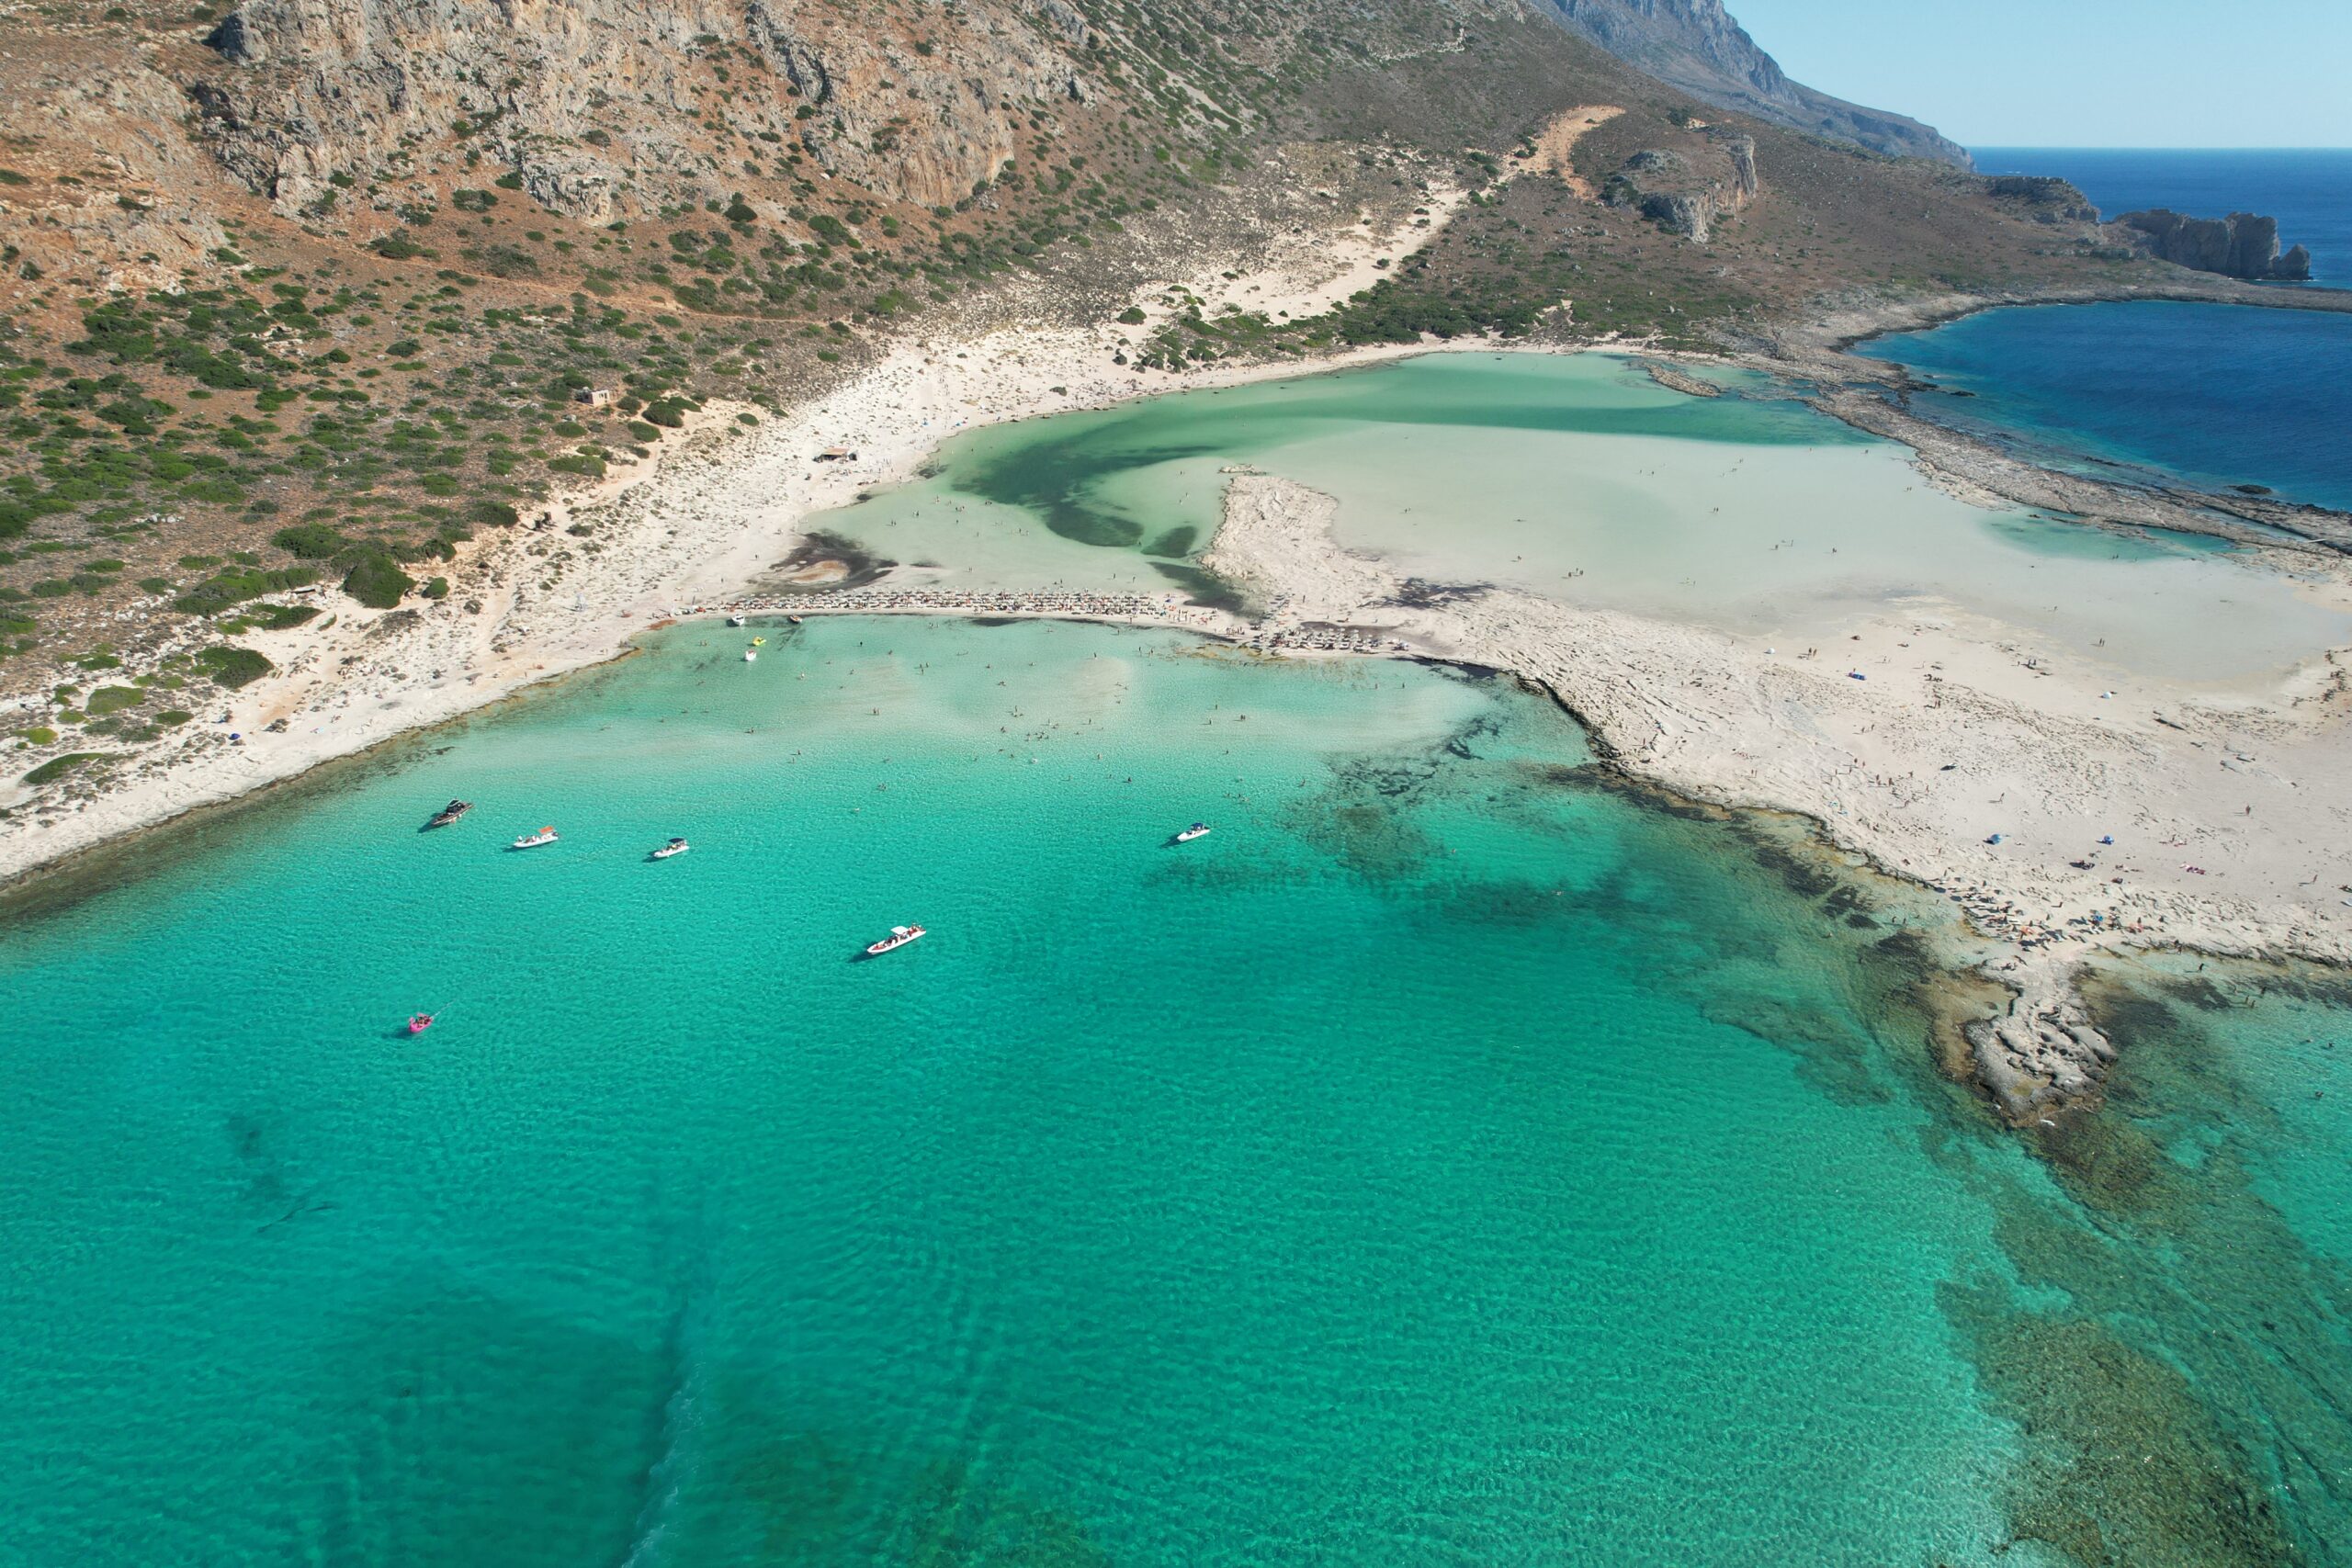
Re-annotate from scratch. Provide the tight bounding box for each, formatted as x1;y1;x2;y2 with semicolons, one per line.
2113;209;2313;283
1603;130;1758;242
1532;0;1969;166
187;0;1091;222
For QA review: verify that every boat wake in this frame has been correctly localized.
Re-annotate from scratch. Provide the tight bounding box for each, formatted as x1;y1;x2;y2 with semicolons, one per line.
619;1290;712;1568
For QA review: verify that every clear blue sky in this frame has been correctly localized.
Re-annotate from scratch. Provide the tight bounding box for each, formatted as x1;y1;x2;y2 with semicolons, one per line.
1726;0;2350;149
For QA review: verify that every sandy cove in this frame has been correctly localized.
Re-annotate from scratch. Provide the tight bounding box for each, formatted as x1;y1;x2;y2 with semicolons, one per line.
1203;468;2352;1121
0;181;1461;885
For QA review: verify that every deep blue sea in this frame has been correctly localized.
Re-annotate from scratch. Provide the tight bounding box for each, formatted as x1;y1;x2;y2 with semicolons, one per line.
1848;141;2352;512
1973;148;2352;283
1859;300;2352;512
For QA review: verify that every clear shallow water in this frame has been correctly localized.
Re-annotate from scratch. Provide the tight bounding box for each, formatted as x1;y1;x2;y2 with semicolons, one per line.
1860;301;2352;515
2021;958;2352;1563
1974;148;2352;285
5;617;2352;1564
812;353;2347;682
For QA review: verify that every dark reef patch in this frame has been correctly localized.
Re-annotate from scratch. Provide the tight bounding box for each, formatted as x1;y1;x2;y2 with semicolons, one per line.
1147;559;1251;615
761;529;894;593
1939;959;2352;1565
1385;578;1494;609
1945;1290;2305;1568
1141;525;1198;558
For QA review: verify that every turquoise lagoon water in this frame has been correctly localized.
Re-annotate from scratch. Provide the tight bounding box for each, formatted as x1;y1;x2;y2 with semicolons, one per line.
6;615;2351;1565
811;353;2346;682
1860;301;2352;515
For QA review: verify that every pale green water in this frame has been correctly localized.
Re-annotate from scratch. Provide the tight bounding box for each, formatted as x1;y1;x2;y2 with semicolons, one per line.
5;616;2350;1564
814;354;2347;683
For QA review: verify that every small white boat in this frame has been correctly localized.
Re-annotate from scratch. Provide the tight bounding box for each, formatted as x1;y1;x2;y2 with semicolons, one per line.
650;837;690;860
728;615;747;626
865;923;926;956
743;649;758;662
1174;822;1212;843
511;826;559;850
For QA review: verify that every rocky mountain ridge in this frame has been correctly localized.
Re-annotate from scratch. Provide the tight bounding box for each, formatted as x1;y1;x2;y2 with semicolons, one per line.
1532;0;1969;166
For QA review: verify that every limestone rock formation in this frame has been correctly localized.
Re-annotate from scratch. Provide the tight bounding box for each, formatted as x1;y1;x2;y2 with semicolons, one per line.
1963;987;2115;1122
186;0;1090;221
2112;209;2313;282
1532;0;1970;166
1603;132;1758;242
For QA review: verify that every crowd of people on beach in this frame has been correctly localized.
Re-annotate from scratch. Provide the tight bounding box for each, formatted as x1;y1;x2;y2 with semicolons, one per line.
679;589;1181;620
1929;875;2154;951
666;586;1406;657
1239;626;1399;654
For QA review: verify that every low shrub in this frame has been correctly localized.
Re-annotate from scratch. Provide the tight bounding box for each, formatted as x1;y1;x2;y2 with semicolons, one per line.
271;523;349;559
85;686;144;716
340;550;414;608
24;751;105;785
175;565;320;616
194;645;272;688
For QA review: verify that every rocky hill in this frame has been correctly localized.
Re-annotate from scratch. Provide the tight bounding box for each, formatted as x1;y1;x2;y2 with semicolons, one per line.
1532;0;1970;165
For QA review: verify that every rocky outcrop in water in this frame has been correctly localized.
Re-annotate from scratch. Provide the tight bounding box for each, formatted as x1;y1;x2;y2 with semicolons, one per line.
1962;975;2115;1122
1603;132;1758;242
2113;209;2312;282
1532;0;1970;166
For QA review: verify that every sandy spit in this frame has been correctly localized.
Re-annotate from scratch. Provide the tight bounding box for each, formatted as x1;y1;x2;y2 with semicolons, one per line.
1200;468;2352;1119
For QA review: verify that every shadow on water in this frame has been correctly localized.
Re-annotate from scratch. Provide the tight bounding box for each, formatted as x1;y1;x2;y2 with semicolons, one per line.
759;529;896;594
289;1250;1125;1568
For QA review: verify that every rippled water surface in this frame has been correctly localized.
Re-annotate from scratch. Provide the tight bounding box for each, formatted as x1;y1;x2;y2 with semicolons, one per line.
5;627;2349;1565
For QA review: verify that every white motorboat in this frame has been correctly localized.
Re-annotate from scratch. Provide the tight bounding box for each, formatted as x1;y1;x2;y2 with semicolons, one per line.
1174;822;1212;842
744;649;758;662
511;826;559;850
865;923;926;956
728;615;747;626
650;837;690;860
